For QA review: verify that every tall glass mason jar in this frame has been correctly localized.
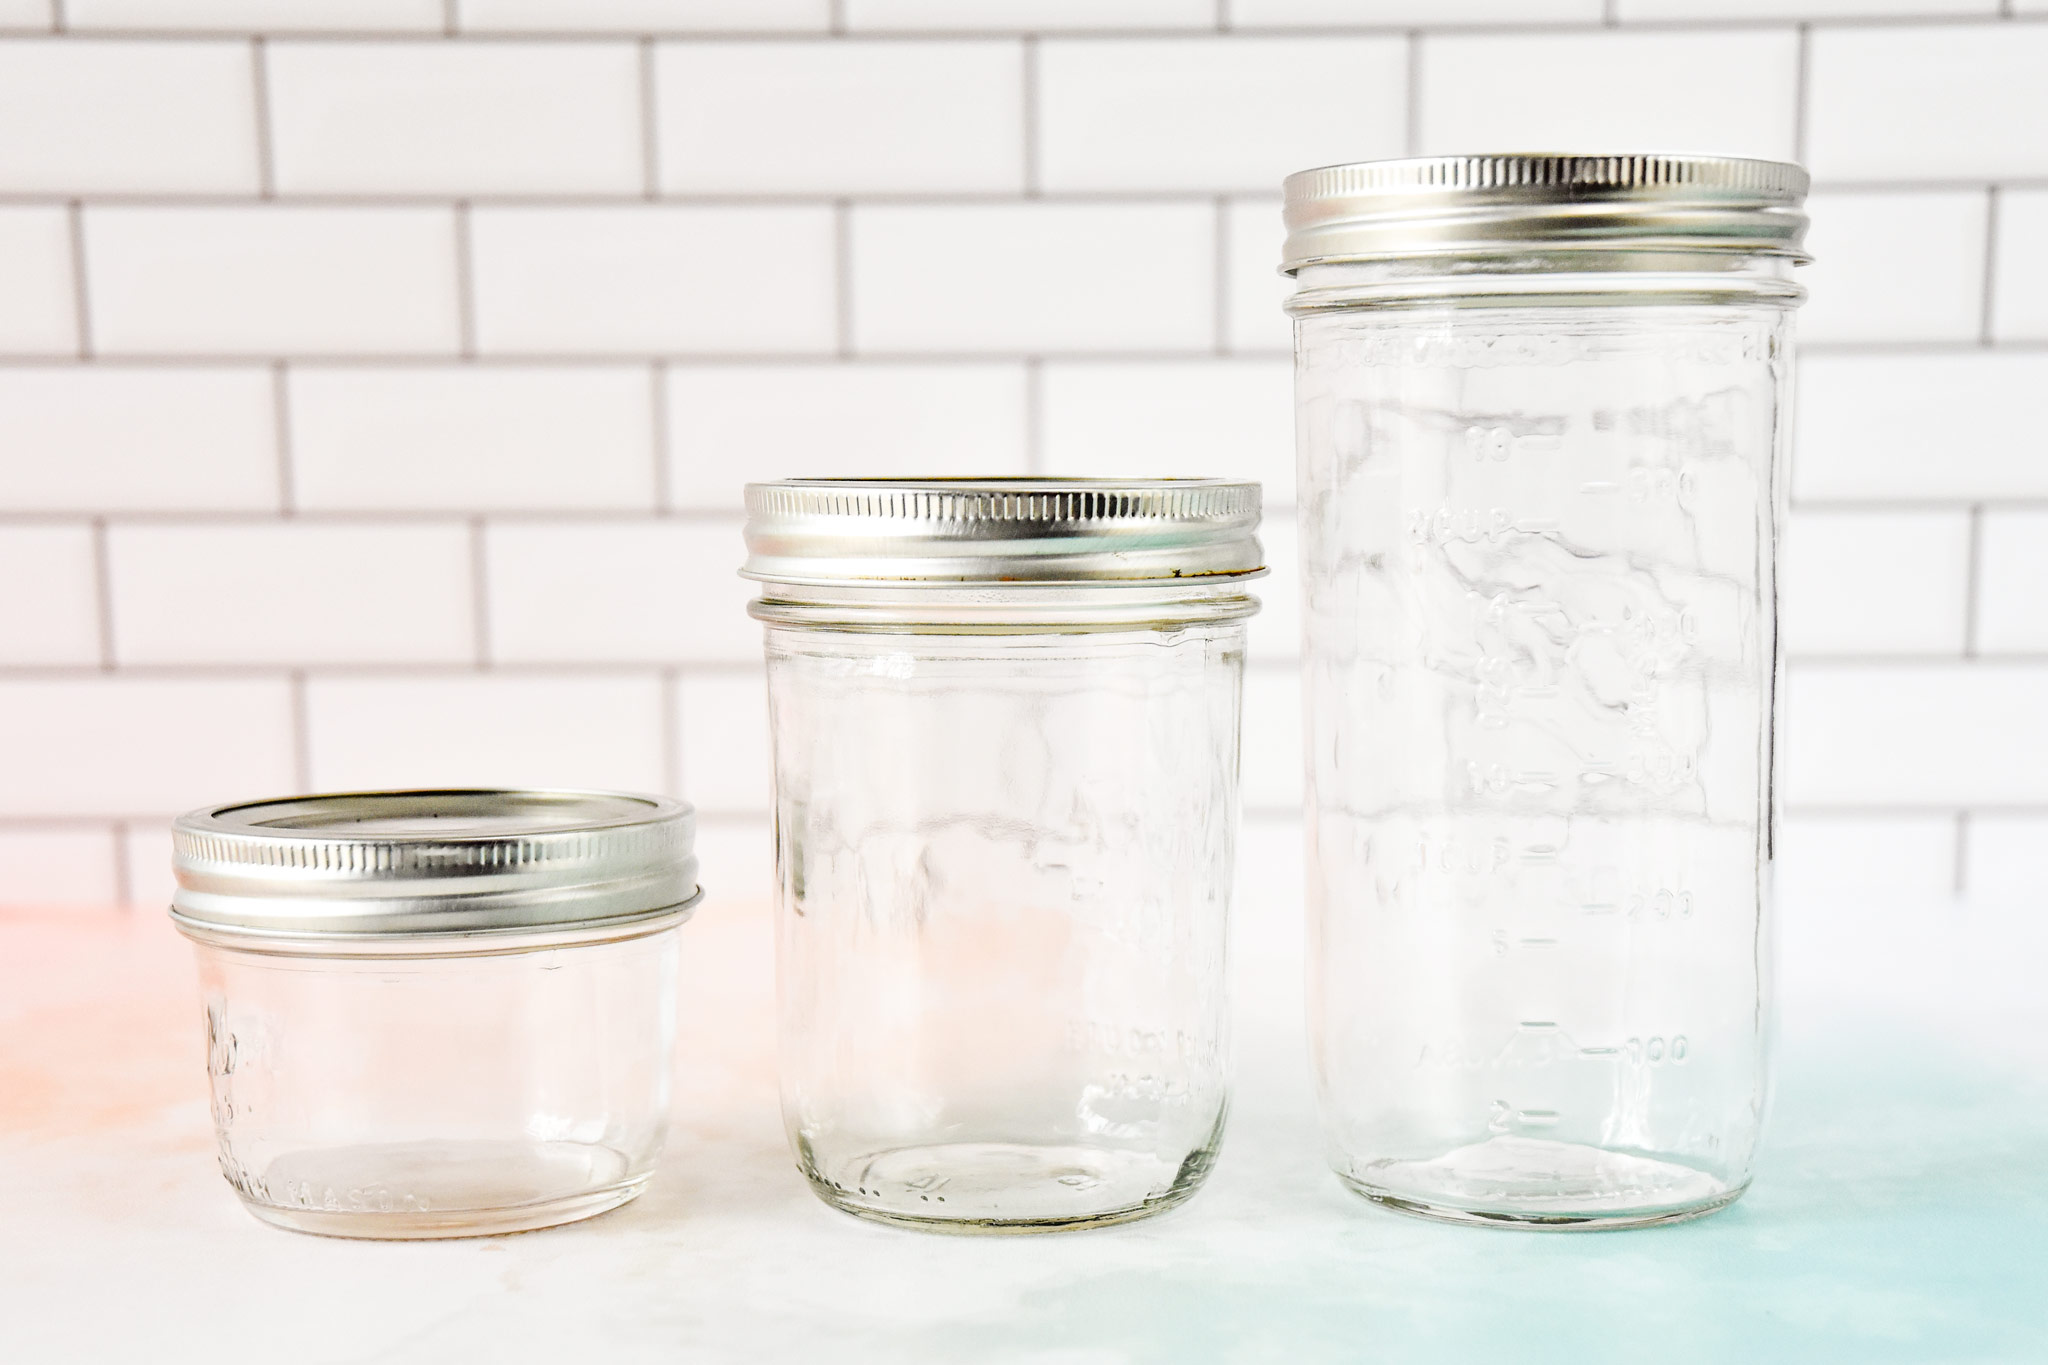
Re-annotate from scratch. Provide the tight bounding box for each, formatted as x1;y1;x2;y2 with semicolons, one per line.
745;478;1263;1232
1286;155;1810;1228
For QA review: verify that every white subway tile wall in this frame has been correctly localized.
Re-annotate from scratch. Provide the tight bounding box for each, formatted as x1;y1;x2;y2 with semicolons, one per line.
0;5;2041;910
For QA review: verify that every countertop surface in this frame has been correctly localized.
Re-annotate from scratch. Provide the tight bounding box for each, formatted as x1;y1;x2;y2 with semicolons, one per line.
4;892;2045;1364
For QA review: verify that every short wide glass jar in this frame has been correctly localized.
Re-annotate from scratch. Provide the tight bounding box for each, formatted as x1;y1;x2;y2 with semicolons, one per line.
746;478;1263;1232
1286;155;1810;1228
170;789;701;1238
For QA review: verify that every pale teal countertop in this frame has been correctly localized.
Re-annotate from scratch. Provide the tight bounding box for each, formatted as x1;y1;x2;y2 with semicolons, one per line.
4;895;2043;1363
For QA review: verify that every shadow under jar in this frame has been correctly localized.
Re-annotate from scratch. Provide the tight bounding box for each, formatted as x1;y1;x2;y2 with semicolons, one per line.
746;478;1263;1233
170;789;701;1239
1285;155;1811;1229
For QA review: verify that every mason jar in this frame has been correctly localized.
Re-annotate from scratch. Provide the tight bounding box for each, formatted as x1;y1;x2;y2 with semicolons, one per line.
1286;155;1810;1228
170;788;701;1238
745;478;1262;1232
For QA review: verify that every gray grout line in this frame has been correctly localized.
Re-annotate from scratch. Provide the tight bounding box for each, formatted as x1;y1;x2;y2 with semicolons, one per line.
637;36;660;200
110;821;132;909
289;669;312;790
829;0;845;36
1215;0;1228;31
648;361;672;512
1602;0;1618;24
1403;31;1421;157
1021;35;1040;198
271;361;296;514
251;37;276;199
468;516;491;667
1980;184;2001;345
65;200;91;359
660;667;682;796
1792;24;1811;166
442;0;457;37
1963;503;1984;658
89;517;115;671
1024;356;1044;475
5;182;2042;208
1212;196;1230;356
47;0;62;32
24;14;2048;39
833;199;854;358
453;200;477;359
1953;810;1971;895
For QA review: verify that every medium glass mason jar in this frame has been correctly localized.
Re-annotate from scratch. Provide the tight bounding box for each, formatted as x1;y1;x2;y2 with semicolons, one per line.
171;789;701;1238
1286;155;1810;1228
745;478;1263;1232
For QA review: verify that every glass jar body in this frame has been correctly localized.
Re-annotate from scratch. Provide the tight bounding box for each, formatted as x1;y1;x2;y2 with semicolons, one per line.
190;925;679;1238
1295;261;1794;1227
766;617;1245;1231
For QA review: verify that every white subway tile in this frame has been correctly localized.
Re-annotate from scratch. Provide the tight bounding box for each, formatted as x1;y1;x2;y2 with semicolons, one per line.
107;522;475;666
1228;0;1599;22
1418;30;1799;163
0;0;48;28
1794;353;2048;503
0;525;101;666
1807;26;2048;181
67;1;442;30
0;39;256;192
458;0;828;31
1781;509;1971;657
85;207;460;356
268;41;641;195
122;823;176;910
1775;815;1958;912
485;520;756;664
1038;36;1403;194
1992;190;2048;343
1976;510;2048;656
290;366;655;511
306;674;668;794
1622;0;1990;16
0;678;296;817
1241;665;1302;810
0;207;76;355
657;41;1021;194
0;367;277;512
470;206;835;356
1963;815;2048;903
1798;192;1987;345
1226;197;1290;355
691;818;773;908
851;0;1212;26
678;670;769;814
851;203;1213;353
665;363;1028;510
1247;513;1299;666
0;829;119;907
1784;663;2048;806
1040;359;1294;503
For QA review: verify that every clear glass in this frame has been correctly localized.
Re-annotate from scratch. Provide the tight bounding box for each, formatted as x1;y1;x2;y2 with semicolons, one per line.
1295;257;1796;1228
766;615;1244;1232
190;926;679;1238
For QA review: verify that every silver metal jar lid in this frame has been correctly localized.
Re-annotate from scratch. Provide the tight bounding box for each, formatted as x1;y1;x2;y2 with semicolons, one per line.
1282;153;1811;271
171;788;701;948
742;478;1264;586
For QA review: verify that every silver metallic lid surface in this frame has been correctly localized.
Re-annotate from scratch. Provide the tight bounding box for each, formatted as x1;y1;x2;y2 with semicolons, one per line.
172;788;700;942
1282;153;1811;272
743;478;1264;586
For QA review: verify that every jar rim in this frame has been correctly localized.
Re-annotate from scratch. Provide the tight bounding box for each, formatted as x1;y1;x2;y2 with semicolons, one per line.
170;788;701;939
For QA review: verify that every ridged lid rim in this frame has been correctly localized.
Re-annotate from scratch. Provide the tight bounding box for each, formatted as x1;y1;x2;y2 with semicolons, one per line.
1282;152;1811;271
170;788;700;941
742;477;1265;586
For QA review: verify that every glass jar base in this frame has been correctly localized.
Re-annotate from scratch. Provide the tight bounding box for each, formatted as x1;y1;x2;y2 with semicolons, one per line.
231;1139;651;1239
804;1140;1211;1234
1337;1136;1746;1231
